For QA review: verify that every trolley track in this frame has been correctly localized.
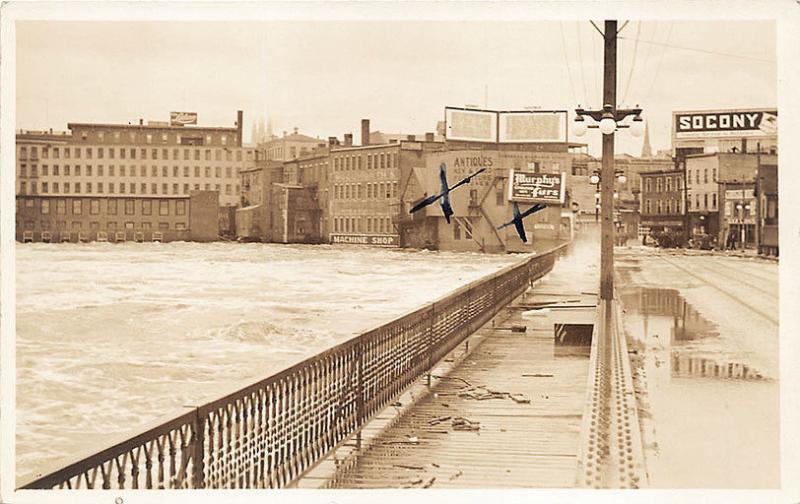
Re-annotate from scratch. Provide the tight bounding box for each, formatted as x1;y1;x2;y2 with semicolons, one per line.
657;255;778;326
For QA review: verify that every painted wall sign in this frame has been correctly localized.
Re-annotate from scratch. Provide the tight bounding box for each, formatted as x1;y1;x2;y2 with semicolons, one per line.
508;170;566;204
674;110;777;139
330;234;399;246
170;111;198;126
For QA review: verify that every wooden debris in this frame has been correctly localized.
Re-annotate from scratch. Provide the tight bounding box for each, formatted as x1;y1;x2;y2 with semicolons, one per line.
448;470;463;481
428;415;452;426
422;477;436;488
521;373;554;378
452;417;480;431
393;464;425;470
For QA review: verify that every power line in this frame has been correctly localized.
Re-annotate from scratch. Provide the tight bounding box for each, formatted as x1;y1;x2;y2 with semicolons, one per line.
621;21;641;105
619;36;775;63
590;21;600;107
643;21;673;103
559;21;578;105
575;21;590;105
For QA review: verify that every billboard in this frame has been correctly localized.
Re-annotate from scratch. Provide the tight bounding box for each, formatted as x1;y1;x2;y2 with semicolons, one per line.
445;107;497;142
330;234;399;247
445;107;568;143
674;109;777;139
498;111;567;143
170;111;198;126
507;170;566;204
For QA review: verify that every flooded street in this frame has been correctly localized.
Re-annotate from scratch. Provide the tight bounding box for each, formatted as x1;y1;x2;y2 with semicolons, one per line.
616;248;780;488
16;242;525;478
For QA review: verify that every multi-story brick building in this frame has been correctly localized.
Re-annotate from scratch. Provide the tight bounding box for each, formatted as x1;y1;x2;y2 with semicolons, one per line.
260;128;327;162
639;169;686;237
756;163;778;256
329;142;403;246
684;152;777;240
15;111;255;210
15;191;219;243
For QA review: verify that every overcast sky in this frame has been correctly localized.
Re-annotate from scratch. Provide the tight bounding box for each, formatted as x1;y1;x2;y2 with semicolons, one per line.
16;20;775;156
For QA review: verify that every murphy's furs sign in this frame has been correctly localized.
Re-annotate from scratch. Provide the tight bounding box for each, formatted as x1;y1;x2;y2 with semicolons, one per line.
508;170;566;204
674;110;777;139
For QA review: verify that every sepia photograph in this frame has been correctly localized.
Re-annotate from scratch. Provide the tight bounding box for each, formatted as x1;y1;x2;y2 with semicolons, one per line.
1;2;799;503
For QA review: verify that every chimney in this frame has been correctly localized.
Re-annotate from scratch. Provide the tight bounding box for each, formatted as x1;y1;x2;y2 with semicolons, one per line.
344;133;353;147
425;132;434;142
283;131;287;137
237;110;244;146
361;119;370;146
293;126;299;134
407;134;416;141
139;118;143;126
328;136;339;147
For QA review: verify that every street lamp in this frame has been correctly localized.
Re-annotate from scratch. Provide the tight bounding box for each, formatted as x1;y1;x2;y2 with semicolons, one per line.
572;104;644;137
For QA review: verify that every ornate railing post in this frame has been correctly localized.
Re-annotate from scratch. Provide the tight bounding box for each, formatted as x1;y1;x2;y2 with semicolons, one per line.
427;304;434;387
192;410;205;489
355;339;365;449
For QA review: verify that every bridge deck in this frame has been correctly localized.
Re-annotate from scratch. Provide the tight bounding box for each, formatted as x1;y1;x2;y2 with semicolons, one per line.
307;251;598;489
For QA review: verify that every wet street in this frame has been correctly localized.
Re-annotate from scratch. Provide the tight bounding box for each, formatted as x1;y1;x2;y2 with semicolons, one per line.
616;247;779;488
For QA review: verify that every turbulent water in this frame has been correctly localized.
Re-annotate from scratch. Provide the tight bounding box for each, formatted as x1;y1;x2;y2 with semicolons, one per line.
16;242;524;478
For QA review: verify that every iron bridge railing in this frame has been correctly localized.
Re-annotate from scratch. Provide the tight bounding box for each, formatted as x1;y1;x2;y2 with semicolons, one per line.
18;244;566;490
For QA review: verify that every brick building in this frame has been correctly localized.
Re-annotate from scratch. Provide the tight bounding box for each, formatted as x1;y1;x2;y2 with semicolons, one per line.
260;128;326;162
756;163;778;256
15;191;219;243
15;111;256;211
639;169;686;237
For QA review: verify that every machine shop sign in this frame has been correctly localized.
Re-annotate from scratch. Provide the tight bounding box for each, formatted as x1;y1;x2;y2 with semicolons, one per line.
330;234;399;247
508;170;566;204
675;110;777;138
170;111;198;126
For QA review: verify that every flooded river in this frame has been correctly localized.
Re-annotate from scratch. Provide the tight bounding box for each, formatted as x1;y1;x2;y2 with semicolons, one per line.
16;242;525;478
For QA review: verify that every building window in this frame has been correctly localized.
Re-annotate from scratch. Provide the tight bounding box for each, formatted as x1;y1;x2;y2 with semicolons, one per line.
86;182;92;193
183;183;189;194
42;182;49;193
107;199;117;215
645;200;651;214
72;200;82;215
712;193;717;209
172;183;179;195
97;182;103;193
194;149;200;161
226;166;232;178
703;169;708;183
74;182;81;193
160;201;169;216
176;200;186;215
666;177;672;192
141;183;146;194
142;200;152;215
704;193;708;209
90;200;100;215
215;167;221;178
42;200;50;214
162;166;168;177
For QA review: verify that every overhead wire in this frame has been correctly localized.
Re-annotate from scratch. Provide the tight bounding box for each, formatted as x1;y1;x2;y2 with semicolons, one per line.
619;35;775;63
575;21;590;106
590;19;600;106
559;21;578;106
643;21;673;104
621;21;642;105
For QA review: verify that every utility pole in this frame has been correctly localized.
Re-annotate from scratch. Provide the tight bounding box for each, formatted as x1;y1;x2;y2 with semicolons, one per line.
600;20;617;301
572;20;643;301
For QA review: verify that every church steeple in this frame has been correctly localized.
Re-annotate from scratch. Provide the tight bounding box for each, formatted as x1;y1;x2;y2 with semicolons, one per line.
641;120;653;158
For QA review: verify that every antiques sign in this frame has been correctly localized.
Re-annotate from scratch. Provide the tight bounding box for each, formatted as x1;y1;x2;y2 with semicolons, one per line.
507;170;566;204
